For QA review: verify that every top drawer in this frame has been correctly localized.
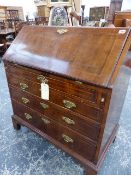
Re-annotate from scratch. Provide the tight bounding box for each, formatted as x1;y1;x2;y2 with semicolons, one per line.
4;62;107;108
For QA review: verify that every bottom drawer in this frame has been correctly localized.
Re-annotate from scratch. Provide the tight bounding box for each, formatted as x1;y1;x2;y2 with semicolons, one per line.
12;100;96;162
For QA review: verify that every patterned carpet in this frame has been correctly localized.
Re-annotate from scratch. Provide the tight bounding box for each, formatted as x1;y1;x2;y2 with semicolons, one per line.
0;57;131;175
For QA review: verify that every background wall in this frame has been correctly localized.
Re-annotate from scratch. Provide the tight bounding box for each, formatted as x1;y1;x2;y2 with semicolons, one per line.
82;0;110;16
122;0;131;11
0;0;130;18
0;0;36;19
82;0;131;17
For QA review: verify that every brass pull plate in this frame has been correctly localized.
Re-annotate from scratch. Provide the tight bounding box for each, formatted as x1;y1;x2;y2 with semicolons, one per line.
40;102;49;109
24;113;32;120
62;134;74;143
41;117;50;124
57;29;68;35
63;100;76;109
20;83;28;90
75;80;83;85
37;75;48;83
62;116;75;125
22;97;30;104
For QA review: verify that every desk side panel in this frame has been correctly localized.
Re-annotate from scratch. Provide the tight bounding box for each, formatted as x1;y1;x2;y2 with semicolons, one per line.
100;59;131;156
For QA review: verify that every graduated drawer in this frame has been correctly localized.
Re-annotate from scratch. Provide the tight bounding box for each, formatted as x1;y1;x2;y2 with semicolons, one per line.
7;75;103;122
9;86;100;141
5;62;106;108
12;100;97;162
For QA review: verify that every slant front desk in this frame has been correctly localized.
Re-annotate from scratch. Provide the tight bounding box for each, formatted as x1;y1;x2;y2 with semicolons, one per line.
3;26;131;175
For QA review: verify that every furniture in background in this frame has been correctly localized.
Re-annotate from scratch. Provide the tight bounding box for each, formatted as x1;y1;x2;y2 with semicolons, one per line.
0;28;15;54
0;20;5;29
89;6;109;21
114;11;131;27
108;0;123;23
123;19;131;27
70;11;81;26
49;6;68;26
35;16;49;25
114;11;131;51
0;6;24;26
3;26;131;175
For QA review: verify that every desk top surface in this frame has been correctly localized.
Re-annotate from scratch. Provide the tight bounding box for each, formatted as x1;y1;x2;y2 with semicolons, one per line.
3;26;131;88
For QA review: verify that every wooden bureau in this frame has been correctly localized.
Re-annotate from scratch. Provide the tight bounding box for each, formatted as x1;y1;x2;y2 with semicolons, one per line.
3;26;131;175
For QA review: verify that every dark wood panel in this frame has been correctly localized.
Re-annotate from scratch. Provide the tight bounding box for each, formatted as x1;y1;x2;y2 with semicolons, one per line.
9;86;100;141
6;74;103;122
100;63;131;157
12;99;97;162
3;26;131;175
3;26;131;87
114;11;131;27
5;61;107;107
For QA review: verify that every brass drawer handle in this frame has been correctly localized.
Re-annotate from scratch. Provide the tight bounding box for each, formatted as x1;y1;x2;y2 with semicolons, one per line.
40;102;49;109
41;117;50;124
20;83;28;90
37;75;48;83
63;100;76;109
22;97;30;104
62;116;75;125
62;134;74;143
57;29;68;35
75;80;83;85
24;113;32;120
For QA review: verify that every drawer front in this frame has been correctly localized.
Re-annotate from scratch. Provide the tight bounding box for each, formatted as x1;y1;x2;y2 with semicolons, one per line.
9;86;100;141
5;62;106;107
7;75;103;122
12;100;97;161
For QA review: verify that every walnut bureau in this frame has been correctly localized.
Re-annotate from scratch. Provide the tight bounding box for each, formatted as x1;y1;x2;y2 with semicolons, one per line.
3;26;131;175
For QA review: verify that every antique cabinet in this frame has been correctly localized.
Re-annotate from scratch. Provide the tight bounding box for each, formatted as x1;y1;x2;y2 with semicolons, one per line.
3;26;131;175
114;11;131;27
89;6;109;21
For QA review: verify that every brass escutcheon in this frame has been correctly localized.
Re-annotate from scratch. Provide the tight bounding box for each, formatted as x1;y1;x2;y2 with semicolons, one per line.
37;75;48;83
22;97;30;104
24;113;32;120
57;29;68;35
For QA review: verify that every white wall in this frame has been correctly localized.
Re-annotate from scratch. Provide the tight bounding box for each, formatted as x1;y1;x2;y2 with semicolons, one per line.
82;0;131;17
82;0;110;16
122;0;131;11
0;0;37;19
0;0;131;18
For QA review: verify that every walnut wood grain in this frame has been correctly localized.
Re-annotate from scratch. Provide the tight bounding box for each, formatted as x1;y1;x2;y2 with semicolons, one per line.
9;85;100;142
3;26;131;175
5;61;108;109
3;26;131;87
6;74;103;122
12;99;97;162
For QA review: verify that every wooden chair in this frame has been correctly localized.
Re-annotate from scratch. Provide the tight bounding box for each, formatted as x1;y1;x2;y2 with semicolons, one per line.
70;11;81;26
35;17;49;26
